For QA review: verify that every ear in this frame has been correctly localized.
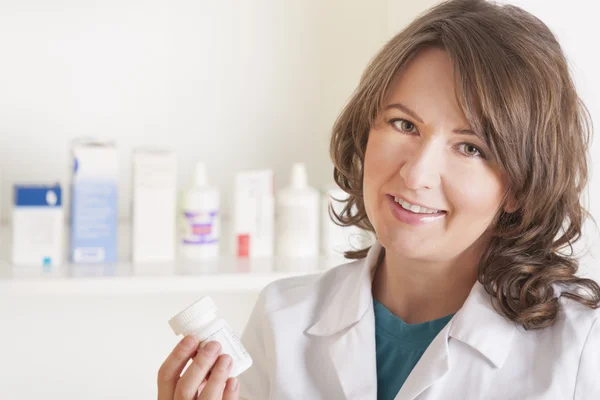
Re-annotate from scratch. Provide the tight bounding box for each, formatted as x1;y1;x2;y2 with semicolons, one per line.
503;193;518;214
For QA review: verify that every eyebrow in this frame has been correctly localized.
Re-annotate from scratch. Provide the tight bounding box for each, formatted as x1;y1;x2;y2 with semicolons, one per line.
384;103;478;137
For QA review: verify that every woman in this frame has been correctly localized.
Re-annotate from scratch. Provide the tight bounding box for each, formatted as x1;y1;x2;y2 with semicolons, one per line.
157;0;600;399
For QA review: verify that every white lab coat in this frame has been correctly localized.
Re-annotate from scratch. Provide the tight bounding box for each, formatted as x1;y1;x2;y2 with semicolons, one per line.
238;241;600;399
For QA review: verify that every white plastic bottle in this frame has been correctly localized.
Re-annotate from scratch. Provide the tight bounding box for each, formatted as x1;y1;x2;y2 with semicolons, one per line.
169;296;253;378
275;163;320;262
180;162;220;260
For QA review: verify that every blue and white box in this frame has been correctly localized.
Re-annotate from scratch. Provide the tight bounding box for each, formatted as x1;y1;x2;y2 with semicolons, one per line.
70;140;118;263
13;184;64;266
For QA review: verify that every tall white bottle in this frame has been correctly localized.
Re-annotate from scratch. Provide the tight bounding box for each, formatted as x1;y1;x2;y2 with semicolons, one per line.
180;163;220;261
275;163;320;264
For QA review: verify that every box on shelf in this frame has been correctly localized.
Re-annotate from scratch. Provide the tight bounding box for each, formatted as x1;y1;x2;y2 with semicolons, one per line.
70;140;118;263
132;148;177;263
233;170;274;263
12;183;64;266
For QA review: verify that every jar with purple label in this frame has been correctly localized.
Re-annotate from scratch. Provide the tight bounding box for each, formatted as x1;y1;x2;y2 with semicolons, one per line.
181;162;220;261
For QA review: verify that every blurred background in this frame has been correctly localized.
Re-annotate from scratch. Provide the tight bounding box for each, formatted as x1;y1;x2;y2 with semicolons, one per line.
0;0;598;399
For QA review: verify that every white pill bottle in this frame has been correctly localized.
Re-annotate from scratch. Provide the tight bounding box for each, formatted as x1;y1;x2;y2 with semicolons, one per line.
169;296;253;377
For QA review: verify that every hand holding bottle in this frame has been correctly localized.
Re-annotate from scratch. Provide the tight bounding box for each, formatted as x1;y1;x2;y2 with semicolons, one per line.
157;336;239;400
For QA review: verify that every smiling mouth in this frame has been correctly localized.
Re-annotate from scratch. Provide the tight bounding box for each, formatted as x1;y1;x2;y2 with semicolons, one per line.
388;195;446;215
386;195;447;226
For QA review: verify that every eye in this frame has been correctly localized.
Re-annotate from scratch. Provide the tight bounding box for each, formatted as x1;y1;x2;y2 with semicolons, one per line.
390;118;418;134
458;143;485;159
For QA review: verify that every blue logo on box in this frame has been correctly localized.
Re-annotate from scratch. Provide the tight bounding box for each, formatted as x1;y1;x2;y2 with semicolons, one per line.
14;185;62;207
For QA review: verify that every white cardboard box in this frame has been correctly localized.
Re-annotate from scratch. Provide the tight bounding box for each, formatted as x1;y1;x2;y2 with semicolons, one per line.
132;149;177;263
233;170;274;261
12;184;64;266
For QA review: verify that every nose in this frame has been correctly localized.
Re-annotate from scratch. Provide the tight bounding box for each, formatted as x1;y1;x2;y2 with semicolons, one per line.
399;138;443;190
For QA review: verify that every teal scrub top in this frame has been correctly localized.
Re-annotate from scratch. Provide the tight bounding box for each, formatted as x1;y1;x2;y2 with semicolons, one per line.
373;299;454;400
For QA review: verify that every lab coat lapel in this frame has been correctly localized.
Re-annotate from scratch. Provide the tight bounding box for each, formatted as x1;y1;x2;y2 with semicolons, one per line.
393;321;451;400
306;242;384;400
329;306;378;400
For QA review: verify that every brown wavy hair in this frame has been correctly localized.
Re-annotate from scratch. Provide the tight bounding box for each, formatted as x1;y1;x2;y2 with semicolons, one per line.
329;0;600;330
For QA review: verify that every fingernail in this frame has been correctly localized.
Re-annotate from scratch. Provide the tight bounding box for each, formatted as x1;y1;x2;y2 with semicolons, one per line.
202;341;221;355
226;377;239;392
217;354;233;370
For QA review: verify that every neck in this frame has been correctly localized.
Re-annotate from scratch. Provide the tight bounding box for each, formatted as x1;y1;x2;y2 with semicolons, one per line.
372;243;483;324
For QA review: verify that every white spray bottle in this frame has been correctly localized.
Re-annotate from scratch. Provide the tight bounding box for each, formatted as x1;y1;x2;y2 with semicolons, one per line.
180;162;220;261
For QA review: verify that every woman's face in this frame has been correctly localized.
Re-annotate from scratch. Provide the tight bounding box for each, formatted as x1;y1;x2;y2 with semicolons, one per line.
363;47;509;262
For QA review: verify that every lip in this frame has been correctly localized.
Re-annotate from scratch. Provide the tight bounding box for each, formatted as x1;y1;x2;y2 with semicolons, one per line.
386;195;446;226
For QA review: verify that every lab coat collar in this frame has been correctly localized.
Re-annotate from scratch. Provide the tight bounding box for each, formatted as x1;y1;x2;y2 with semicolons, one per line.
306;240;516;369
306;241;382;336
448;281;516;368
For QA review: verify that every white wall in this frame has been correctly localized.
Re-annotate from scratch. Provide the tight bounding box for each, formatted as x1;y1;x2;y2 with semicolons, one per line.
0;291;259;400
0;0;389;223
387;0;442;36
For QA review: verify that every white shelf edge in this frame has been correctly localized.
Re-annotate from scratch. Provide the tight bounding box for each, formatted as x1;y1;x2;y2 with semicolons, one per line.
0;271;318;296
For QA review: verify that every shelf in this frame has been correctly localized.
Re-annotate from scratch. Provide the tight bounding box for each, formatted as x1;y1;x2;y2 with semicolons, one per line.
0;223;350;296
0;270;317;295
0;256;345;296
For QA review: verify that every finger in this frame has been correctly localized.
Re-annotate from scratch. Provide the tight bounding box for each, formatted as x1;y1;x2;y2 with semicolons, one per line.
222;377;240;400
197;380;207;395
198;354;233;400
158;336;200;400
174;341;222;400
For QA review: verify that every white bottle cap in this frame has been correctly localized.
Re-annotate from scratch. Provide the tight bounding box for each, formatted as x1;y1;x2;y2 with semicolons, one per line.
169;296;217;335
290;163;308;189
194;162;208;187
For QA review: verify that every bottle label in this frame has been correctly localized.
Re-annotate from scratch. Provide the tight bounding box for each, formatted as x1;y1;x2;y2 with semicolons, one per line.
182;210;219;245
237;234;250;257
200;324;249;365
276;201;319;256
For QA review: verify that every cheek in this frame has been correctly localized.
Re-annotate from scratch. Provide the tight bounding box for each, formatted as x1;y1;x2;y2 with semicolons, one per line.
363;138;378;221
448;170;505;223
363;132;398;211
364;132;403;185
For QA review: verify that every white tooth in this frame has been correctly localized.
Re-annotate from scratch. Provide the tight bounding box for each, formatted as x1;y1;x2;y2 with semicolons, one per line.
396;197;442;214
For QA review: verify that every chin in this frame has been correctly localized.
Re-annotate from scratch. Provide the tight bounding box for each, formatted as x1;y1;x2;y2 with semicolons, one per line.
377;226;434;258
